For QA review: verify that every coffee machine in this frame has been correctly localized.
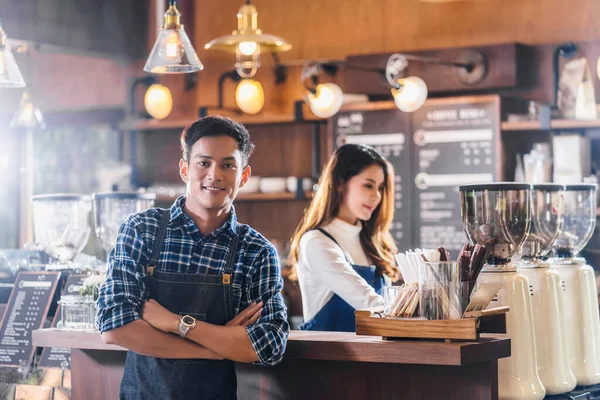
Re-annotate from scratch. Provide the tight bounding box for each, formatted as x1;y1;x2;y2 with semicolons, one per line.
459;183;545;400
517;184;576;395
548;183;600;386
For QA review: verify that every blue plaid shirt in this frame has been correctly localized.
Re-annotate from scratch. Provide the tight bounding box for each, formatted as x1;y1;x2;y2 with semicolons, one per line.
96;196;289;366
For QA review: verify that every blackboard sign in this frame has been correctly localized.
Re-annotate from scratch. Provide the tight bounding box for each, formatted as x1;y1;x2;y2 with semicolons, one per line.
332;108;413;251
38;274;88;368
411;96;501;254
0;272;60;367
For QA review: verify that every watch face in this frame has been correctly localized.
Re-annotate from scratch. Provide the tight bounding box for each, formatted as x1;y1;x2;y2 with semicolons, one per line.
182;315;195;326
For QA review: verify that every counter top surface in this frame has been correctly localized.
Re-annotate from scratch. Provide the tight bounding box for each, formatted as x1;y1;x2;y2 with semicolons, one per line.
32;329;510;366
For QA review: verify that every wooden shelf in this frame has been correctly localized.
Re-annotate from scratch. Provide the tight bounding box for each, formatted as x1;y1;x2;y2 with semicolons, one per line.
119;109;324;131
501;120;542;131
237;192;313;201
502;119;600;131
154;192;313;203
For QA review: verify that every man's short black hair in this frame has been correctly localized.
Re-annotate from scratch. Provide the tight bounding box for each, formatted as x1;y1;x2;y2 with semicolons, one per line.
180;116;255;166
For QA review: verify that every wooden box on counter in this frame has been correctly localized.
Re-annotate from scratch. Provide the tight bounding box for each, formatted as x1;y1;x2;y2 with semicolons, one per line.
355;307;508;341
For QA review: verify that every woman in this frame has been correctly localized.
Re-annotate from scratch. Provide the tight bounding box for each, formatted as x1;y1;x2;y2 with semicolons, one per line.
289;143;399;332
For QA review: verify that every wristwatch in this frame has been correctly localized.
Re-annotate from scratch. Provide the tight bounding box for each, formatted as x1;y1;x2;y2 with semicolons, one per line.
178;315;197;338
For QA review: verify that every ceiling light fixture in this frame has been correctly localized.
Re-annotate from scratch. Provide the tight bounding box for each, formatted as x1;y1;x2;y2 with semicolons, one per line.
204;0;291;79
144;0;203;74
0;19;25;88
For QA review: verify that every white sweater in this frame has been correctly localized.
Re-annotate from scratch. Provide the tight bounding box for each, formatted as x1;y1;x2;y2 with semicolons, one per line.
297;218;385;322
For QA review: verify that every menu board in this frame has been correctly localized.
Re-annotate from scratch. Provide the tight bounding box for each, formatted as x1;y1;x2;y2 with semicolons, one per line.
332;109;413;251
0;272;60;367
411;96;500;255
38;274;88;368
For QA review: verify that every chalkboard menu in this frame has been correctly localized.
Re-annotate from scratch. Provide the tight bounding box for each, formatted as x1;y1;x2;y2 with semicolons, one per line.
38;274;88;368
411;96;500;254
332;109;413;251
0;272;60;367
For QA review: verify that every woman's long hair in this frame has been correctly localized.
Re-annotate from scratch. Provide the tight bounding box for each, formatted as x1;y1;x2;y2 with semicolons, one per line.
289;143;399;281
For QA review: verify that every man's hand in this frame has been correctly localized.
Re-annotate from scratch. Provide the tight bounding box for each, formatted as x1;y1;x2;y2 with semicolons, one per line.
226;301;263;327
142;299;180;334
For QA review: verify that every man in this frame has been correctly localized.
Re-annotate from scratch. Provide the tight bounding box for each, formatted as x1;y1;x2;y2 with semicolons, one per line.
96;116;289;399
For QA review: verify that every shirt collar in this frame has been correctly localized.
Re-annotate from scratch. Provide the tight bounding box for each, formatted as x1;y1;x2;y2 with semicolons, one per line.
169;196;238;237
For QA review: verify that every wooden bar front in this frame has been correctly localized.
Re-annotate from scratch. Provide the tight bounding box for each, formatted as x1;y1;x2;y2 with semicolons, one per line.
32;329;510;400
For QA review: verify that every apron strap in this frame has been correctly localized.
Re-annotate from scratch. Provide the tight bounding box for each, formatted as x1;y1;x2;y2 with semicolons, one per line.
316;228;342;248
221;224;240;285
316;228;351;263
146;209;171;276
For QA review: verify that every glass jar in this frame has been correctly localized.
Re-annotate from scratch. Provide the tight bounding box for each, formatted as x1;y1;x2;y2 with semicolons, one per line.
58;295;96;331
418;261;463;320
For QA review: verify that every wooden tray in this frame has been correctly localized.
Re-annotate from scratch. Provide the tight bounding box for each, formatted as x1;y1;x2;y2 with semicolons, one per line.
355;306;509;341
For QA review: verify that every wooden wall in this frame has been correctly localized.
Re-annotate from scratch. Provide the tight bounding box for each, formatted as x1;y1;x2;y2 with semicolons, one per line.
5;0;599;117
185;0;600;117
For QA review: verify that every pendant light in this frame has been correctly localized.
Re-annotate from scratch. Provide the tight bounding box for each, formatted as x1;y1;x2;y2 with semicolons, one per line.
0;19;25;88
144;0;203;74
204;0;292;78
10;92;45;129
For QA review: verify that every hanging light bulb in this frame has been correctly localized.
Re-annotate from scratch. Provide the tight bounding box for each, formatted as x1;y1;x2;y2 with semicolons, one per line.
144;84;173;120
235;79;264;114
144;0;203;74
307;83;344;118
0;19;25;88
205;2;291;79
391;76;428;113
10;92;45;129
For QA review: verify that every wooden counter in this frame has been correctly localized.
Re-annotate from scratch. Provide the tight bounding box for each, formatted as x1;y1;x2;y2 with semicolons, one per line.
33;329;510;399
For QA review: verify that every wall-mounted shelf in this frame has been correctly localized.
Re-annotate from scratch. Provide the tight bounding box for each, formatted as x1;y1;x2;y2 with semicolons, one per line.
237;192;314;201
501;119;600;131
154;192;314;203
120;110;323;131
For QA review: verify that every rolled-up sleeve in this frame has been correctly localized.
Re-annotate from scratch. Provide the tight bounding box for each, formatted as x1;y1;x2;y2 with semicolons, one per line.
95;216;148;333
245;245;290;366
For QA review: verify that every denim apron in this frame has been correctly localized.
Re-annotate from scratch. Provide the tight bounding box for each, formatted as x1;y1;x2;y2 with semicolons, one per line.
299;228;384;332
119;209;240;400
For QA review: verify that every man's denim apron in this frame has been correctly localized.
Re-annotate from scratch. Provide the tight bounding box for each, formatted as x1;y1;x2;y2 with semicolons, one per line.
120;209;240;400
